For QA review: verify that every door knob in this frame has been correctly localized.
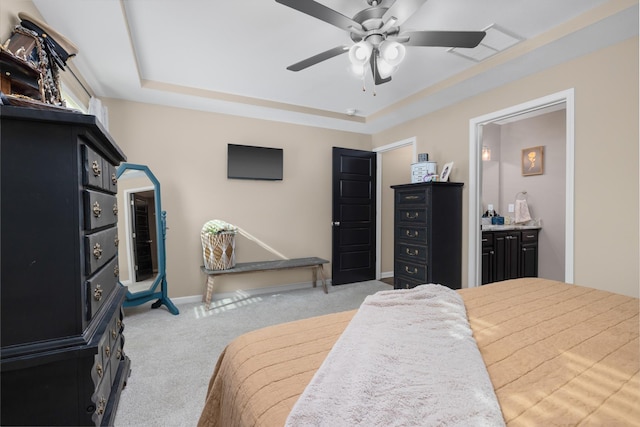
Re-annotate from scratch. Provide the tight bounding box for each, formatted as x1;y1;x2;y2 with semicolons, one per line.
331;221;341;226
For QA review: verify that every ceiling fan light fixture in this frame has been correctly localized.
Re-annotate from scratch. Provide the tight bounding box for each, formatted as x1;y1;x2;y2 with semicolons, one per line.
379;40;406;66
348;41;373;65
376;57;397;79
350;63;366;77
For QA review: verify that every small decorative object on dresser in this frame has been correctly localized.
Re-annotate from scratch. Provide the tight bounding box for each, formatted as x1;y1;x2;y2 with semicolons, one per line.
392;182;463;290
440;161;453;182
1;12;78;108
1;106;130;426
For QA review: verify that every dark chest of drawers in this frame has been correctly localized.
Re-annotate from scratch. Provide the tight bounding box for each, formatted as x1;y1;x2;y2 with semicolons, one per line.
1;106;130;426
392;182;464;290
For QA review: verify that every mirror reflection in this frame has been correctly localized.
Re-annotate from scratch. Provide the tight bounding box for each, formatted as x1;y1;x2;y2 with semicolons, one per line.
117;170;159;294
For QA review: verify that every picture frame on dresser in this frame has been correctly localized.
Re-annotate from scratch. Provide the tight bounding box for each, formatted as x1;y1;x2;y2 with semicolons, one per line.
440;162;453;182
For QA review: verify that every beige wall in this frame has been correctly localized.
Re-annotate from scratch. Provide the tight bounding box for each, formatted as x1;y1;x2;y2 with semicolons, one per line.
103;100;371;297
373;37;639;297
1;1;39;46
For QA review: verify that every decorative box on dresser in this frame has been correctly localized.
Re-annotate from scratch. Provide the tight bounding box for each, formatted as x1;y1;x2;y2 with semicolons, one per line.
392;182;464;290
1;106;131;426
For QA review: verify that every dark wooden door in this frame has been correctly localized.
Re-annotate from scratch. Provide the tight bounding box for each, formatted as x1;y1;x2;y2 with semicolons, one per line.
331;147;376;285
131;193;154;281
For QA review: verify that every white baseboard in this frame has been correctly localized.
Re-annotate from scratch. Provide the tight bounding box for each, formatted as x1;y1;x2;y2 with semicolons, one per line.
380;270;393;279
171;280;333;306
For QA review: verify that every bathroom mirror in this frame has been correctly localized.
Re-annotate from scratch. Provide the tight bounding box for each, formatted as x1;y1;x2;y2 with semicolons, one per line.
116;163;178;315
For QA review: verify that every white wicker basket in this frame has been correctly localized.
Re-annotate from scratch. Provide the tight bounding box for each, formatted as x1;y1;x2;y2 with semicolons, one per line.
201;230;236;270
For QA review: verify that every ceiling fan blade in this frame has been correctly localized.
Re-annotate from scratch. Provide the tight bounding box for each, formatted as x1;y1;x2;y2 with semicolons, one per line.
403;30;486;48
382;0;428;26
275;0;363;32
370;53;392;86
286;46;349;71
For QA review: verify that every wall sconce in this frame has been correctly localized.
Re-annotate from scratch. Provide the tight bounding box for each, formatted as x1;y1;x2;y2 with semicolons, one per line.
482;146;491;161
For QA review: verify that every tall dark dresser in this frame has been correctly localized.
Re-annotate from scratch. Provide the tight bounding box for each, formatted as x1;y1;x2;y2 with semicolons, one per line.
1;106;131;426
392;182;464;290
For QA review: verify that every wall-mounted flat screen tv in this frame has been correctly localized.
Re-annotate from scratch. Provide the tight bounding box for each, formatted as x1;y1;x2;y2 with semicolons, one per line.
227;144;283;181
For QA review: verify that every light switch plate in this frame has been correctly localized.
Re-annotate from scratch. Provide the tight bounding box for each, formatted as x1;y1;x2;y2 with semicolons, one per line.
508;203;515;213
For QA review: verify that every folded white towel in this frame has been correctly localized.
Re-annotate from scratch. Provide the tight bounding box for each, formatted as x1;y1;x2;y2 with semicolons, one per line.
515;199;532;223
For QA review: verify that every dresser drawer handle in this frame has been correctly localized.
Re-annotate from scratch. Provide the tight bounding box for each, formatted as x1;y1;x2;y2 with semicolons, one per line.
114;236;119;247
93;243;103;260
96;363;103;378
405;266;418;275
105;345;110;358
113;203;118;216
405;230;418;238
405;248;419;256
114;264;119;277
94;284;103;301
111;172;117;185
92;201;102;217
117;319;123;329
112;328;117;340
96;397;106;415
525;234;535;238
91;160;101;177
405;212;419;219
404;195;419;200
116;348;122;360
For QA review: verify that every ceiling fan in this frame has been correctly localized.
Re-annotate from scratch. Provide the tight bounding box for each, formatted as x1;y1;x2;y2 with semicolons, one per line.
276;0;486;85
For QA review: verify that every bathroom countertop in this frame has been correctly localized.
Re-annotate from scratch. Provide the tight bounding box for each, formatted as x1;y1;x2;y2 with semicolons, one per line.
481;225;542;231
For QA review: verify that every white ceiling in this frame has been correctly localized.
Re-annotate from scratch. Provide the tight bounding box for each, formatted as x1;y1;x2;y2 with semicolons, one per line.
31;0;638;134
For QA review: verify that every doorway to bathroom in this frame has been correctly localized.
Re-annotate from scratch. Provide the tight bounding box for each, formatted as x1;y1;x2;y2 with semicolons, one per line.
468;89;575;287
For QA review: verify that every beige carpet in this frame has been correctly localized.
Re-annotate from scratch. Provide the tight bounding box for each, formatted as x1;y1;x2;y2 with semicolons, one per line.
114;280;390;426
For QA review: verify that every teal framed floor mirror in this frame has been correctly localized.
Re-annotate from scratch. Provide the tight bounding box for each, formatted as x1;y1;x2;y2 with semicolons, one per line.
116;163;178;315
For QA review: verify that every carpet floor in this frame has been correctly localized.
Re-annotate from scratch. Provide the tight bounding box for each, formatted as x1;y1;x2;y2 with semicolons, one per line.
114;280;390;426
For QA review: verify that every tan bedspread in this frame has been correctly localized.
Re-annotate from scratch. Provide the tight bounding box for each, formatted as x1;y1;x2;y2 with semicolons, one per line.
198;278;640;426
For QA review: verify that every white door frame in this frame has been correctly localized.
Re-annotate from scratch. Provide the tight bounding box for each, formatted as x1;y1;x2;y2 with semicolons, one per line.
374;137;417;280
468;88;575;287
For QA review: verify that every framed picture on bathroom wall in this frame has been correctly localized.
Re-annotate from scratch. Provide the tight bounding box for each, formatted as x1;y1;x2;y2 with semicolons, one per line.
521;145;544;176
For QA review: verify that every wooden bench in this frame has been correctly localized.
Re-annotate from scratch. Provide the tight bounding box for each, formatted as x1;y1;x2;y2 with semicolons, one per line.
201;257;329;309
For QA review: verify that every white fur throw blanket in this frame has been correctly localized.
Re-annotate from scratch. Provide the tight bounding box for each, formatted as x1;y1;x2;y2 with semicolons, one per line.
285;284;505;427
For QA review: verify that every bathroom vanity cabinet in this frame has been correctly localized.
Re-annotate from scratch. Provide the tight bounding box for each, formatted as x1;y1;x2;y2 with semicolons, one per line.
482;227;540;285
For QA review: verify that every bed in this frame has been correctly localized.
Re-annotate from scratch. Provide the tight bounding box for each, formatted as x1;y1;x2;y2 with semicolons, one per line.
197;278;640;426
